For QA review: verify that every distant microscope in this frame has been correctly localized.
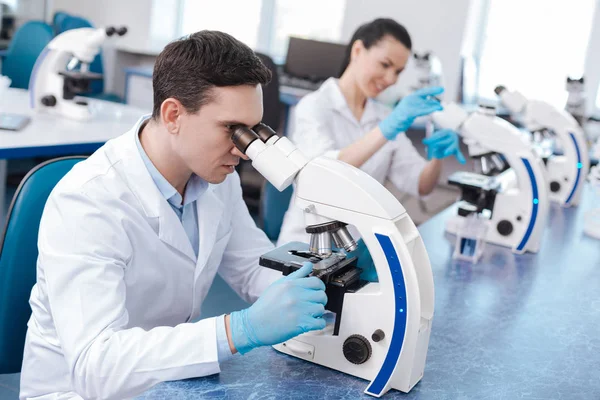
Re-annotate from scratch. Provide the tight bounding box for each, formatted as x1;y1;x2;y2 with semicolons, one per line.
496;85;590;207
231;123;435;397
565;76;586;126
29;26;127;120
432;103;550;255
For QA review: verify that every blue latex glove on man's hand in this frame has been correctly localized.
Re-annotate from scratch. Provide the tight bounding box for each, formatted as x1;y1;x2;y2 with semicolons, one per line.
422;129;466;164
347;239;378;282
379;86;445;140
230;262;327;354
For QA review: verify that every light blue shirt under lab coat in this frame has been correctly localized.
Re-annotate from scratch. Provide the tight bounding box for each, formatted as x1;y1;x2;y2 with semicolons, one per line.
136;116;235;362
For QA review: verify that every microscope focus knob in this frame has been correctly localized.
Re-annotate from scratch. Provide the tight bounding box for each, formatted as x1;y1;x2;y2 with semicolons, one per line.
497;220;513;236
40;95;57;107
343;335;372;365
371;329;385;343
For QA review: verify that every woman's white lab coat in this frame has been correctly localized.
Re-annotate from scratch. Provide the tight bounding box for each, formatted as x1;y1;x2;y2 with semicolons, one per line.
19;122;279;400
277;78;427;246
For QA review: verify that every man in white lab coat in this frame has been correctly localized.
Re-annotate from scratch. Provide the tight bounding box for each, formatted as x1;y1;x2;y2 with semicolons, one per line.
20;31;327;400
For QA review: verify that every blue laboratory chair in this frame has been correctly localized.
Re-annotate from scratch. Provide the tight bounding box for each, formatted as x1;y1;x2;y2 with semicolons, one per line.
0;157;86;373
0;21;54;89
260;181;294;242
51;11;70;35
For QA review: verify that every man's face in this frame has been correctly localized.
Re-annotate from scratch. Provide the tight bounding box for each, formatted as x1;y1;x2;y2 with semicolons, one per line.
173;84;263;184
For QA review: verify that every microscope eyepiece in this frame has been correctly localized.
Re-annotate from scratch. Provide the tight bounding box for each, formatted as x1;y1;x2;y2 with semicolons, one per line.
106;26;127;37
494;85;506;96
231;125;260;154
252;123;278;142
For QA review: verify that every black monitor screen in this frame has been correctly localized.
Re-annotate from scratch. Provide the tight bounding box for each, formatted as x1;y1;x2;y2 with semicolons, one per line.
284;37;347;82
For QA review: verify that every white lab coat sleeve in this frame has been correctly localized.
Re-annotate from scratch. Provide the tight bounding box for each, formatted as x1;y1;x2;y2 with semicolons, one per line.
39;190;221;400
289;95;340;160
387;134;428;197
217;173;280;304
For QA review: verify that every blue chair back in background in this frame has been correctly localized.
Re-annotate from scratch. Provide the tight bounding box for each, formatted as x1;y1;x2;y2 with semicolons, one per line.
260;182;294;242
0;157;86;374
51;11;70;35
0;21;54;89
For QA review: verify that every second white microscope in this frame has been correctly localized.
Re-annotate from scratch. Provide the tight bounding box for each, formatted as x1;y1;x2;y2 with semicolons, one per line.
29;26;127;121
231;124;434;397
495;86;590;207
432;104;550;254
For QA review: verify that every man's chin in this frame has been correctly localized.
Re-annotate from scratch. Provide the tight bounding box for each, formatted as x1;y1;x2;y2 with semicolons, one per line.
205;172;230;184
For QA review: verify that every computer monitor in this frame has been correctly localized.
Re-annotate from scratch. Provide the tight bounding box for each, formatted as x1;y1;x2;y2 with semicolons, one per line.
284;37;347;82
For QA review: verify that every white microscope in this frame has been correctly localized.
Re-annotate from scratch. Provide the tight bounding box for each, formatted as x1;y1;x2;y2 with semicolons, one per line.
495;85;590;207
231;124;435;397
565;76;586;126
29;26;127;121
432;103;550;254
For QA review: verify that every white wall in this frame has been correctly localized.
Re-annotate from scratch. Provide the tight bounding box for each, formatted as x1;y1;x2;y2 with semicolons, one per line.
341;0;471;103
584;3;600;115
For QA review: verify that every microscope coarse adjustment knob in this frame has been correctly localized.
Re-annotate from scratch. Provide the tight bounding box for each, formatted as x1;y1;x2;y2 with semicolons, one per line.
550;181;561;193
343;334;372;365
497;220;513;236
41;95;57;107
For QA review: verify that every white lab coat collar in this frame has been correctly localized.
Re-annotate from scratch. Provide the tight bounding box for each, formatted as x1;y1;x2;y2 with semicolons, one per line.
106;118;224;264
320;78;384;127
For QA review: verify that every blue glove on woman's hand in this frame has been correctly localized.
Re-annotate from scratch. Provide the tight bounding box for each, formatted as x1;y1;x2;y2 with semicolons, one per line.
347;239;378;282
422;129;466;164
230;262;327;354
379;86;445;140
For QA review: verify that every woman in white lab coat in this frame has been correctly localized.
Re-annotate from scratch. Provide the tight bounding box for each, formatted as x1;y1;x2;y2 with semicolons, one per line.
20;31;327;400
277;18;465;246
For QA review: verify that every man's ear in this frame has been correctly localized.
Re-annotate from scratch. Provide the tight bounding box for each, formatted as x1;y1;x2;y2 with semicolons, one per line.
160;98;184;135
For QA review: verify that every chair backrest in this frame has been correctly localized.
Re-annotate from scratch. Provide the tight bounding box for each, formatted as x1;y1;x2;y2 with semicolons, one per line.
1;21;54;89
52;11;70;35
256;52;282;129
260;181;294;241
0;156;86;374
56;15;104;94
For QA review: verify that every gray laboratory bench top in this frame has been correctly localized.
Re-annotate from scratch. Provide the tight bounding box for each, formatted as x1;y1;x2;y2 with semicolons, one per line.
139;186;600;399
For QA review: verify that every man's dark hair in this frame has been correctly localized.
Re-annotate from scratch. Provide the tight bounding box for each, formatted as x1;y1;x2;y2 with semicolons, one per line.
152;30;272;119
338;18;412;77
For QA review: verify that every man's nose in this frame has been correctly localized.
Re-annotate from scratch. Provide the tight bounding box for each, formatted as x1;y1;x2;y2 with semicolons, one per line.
231;146;249;160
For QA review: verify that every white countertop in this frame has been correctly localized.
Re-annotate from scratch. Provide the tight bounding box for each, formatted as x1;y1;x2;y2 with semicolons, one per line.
0;88;148;154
